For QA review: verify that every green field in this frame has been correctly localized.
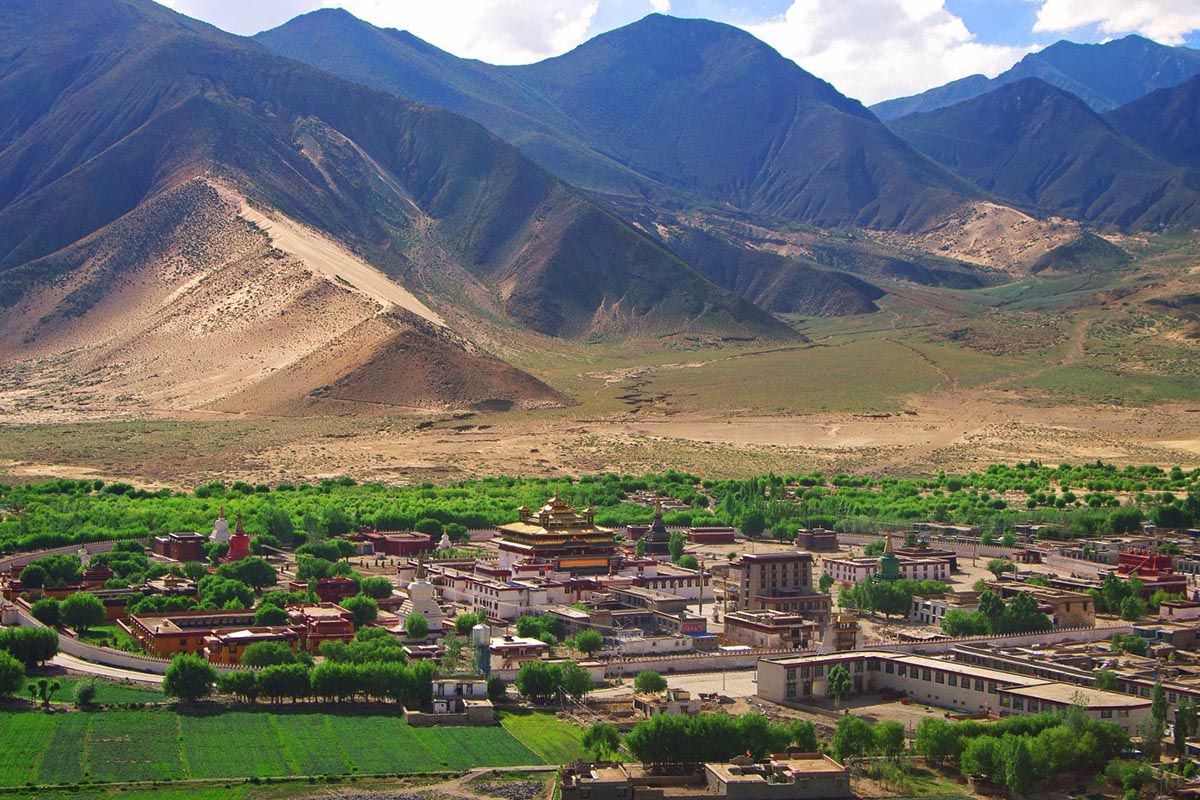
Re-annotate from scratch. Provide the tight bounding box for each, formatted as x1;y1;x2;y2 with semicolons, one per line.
45;675;163;705
0;708;544;786
498;711;585;763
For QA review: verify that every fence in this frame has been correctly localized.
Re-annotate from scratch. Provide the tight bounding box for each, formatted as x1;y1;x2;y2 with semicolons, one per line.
0;539;148;573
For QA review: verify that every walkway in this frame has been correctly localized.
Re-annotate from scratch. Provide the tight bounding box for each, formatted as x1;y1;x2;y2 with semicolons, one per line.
51;652;164;685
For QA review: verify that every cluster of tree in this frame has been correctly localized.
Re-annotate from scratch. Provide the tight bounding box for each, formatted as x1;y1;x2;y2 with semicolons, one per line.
91;541;169;587
319;627;407;664
624;712;817;767
30;592;106;632
0;626;58;668
915;709;1128;794
1109;633;1149;657
214;557;277;590
829;714;906;762
513;660;592;703
18;554;83;589
941;591;1052;637
839;578;949;618
514;614;563;645
0;651;24;697
567;629;604;657
1088;572;1149;620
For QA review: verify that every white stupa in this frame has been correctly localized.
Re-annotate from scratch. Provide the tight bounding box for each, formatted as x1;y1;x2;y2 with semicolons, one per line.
439;532;452;550
210;505;231;542
400;558;445;625
77;546;91;569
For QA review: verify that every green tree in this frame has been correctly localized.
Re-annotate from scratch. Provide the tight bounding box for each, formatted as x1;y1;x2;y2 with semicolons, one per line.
343;594;379;627
668;531;687;562
0;652;24;697
60;592;105;633
818;572;834;594
874;720;906;760
573;629;604;657
29;598;61;627
986;558;1015;578
454;612;484;634
582;721;622;760
218;670;259;703
216;557;277;590
634;670;668;694
790;720;818;752
677;554;700;571
1001;734;1034;795
516;661;562;703
1152;681;1168;728
561;661;593;699
831;714;873;761
27;677;61;708
197;576;253;609
635;538;647;557
73;680;97;709
1095;669;1118;691
0;627;59;668
163;653;217;703
960;735;1000;778
240;641;297;667
404;612;428;640
1120;595;1147;621
254;604;290;626
827;664;852;707
359;576;394;600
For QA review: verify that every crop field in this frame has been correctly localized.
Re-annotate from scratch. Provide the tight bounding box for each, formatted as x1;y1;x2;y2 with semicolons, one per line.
48;676;163;705
498;711;585;764
0;709;544;786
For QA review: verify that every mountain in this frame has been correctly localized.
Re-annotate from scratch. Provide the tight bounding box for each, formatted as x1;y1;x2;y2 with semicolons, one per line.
258;11;976;232
888;78;1200;230
873;35;1200;120
1108;74;1200;170
0;0;794;417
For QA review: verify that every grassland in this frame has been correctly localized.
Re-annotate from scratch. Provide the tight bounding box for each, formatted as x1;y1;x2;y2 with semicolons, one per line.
0;708;543;786
39;675;163;705
498;711;585;764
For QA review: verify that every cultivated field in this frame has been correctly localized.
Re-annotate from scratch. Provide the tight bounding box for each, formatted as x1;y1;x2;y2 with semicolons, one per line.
0;708;543;786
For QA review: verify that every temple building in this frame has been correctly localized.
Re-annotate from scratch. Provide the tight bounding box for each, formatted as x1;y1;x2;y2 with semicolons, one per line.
221;514;251;563
640;500;673;555
494;495;620;576
210;506;231;543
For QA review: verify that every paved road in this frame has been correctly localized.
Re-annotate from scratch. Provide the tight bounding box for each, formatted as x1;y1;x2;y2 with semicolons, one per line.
51;652;164;685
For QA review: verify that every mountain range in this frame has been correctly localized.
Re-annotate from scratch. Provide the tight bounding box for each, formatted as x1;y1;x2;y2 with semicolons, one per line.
872;35;1200;120
4;0;1200;419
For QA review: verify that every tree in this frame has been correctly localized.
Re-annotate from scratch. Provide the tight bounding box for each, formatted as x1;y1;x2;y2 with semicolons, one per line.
818;572;834;594
343;594;379;628
573;629;604;657
254;604;290;626
942;609;989;637
181;561;208;582
561;662;593;699
404;612;428;640
197;576;253;609
582;721;622;760
635;538;646;557
827;664;852;707
249;533;281;556
1152;681;1168;729
634;670;668;694
216;557;277;590
986;558;1015;579
1176;697;1197;758
0;652;23;697
218;671;259;703
915;718;961;764
0;627;59;668
516;661;562;703
668;531;687;562
163;653;217;703
61;592;105;633
454;612;484;635
73;679;97;709
677;554;700;571
359;576;394;600
18;563;47;589
1095;669;1118;691
831;715;874;761
1001;735;1034;795
960;735;1000;779
790;720;818;752
1120;596;1147;621
487;676;506;702
27;677;60;708
30;598;61;627
875;720;906;760
240;641;297;667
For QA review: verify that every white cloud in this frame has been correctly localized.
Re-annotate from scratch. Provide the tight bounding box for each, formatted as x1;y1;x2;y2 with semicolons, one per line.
323;0;600;64
746;0;1032;105
650;0;671;12
1031;0;1200;46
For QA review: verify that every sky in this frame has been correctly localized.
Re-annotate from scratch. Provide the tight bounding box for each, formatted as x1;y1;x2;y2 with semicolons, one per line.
154;0;1200;105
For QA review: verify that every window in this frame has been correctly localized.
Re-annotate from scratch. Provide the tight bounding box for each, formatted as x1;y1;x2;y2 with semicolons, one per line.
948;675;957;687
814;666;824;677
935;672;945;684
988;682;997;694
1000;695;1011;707
1101;710;1113;718
786;684;797;699
885;661;895;674
787;668;796;680
1118;709;1129;718
898;664;907;677
1012;698;1024;710
923;669;932;681
975;679;985;691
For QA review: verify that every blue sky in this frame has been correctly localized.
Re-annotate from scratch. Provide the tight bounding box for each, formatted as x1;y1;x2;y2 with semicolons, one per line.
154;1;1200;104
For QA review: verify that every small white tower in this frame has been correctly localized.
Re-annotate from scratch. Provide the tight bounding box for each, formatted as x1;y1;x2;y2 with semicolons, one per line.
210;505;231;543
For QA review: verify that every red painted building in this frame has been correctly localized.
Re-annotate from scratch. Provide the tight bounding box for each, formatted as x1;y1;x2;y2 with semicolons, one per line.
359;530;435;556
1116;548;1188;598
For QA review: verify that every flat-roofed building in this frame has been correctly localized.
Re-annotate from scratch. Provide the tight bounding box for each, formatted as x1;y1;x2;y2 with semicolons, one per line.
723;610;817;650
489;634;550;671
152;532;207;562
734;553;832;626
910;593;980;626
122;609;257;657
204;627;301;665
987;581;1095;628
822;554;951;586
997;682;1150;730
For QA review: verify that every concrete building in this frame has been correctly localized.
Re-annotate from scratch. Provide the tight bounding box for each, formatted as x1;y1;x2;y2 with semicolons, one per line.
757;651;1151;732
489;634;551;671
794;529;838;552
822;553;951;586
561;754;851;800
358;530;435;556
723;610;817;650
633;687;702;717
910;593;980;626
987;582;1095;628
734;553;832;626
